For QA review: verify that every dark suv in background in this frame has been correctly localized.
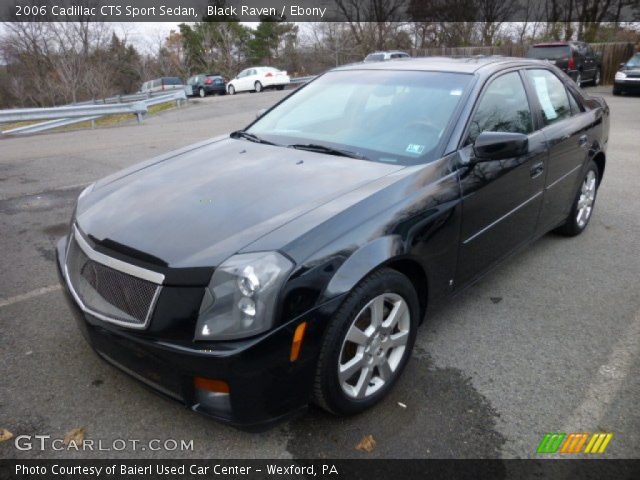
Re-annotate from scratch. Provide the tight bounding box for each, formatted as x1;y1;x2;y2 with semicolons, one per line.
527;41;601;87
187;74;227;97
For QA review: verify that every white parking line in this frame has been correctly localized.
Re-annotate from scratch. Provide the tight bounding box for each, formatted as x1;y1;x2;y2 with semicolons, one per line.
562;308;640;432
0;285;61;309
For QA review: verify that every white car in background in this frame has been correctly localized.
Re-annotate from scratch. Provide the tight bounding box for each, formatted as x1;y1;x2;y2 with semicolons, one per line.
227;67;290;94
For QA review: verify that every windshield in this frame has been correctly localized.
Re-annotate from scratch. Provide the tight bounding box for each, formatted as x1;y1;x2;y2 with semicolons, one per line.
528;46;571;60
626;54;640;68
247;70;472;165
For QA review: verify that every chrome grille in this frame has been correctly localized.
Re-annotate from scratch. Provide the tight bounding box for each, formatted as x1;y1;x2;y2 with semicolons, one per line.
65;229;162;328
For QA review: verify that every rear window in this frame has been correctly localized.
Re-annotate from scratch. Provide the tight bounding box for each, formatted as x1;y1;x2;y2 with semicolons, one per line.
162;77;182;85
365;54;385;62
528;46;571;60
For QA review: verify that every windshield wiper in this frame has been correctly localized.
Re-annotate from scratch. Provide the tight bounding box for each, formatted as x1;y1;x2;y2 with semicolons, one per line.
288;143;368;160
230;130;276;145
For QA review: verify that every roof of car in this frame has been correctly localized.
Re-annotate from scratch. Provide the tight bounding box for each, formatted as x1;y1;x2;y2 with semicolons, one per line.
367;51;408;55
336;56;548;74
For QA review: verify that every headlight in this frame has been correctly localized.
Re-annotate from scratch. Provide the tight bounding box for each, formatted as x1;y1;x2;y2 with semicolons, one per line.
195;252;294;340
615;71;627;80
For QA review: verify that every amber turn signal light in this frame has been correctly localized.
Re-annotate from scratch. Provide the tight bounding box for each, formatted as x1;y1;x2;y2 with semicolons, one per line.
290;321;307;362
194;377;230;394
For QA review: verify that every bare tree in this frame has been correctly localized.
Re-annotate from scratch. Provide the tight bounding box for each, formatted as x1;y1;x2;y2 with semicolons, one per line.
332;0;409;55
477;0;519;45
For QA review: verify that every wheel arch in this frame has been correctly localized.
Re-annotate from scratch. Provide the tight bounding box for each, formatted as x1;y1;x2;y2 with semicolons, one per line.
323;236;429;323
592;150;606;185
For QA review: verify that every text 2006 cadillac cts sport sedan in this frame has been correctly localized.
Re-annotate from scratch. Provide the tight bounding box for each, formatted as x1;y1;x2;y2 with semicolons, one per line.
56;57;609;430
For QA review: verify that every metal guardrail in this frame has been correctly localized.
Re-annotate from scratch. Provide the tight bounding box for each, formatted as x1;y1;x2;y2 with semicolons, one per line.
290;76;316;85
0;102;147;123
78;89;189;106
0;78;314;136
1;91;187;136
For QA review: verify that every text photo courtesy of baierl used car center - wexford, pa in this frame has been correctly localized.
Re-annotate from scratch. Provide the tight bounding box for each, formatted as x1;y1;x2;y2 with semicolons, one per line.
1;1;640;479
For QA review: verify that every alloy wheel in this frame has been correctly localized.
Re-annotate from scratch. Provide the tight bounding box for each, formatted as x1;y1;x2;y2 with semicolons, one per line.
577;170;597;228
338;293;410;399
199;88;205;98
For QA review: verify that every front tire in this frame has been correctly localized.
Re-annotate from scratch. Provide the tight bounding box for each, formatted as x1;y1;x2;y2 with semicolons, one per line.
593;69;601;86
556;160;599;236
575;72;582;86
228;85;235;95
312;268;419;416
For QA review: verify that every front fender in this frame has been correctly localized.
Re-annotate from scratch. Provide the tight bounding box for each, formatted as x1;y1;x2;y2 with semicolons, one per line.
323;235;405;298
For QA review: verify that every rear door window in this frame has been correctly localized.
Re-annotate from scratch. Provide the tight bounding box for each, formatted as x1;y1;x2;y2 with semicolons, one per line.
365;54;384;62
163;77;182;86
526;69;572;126
528;46;570;60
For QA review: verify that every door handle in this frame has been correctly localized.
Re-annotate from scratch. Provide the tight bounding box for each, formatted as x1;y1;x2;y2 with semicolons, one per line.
578;134;588;147
530;162;544;179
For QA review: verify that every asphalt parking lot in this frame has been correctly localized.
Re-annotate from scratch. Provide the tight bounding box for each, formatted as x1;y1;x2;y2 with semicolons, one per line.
1;86;639;460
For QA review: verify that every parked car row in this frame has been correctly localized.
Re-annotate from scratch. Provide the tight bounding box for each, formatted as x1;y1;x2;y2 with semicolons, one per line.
139;67;291;99
139;47;638;102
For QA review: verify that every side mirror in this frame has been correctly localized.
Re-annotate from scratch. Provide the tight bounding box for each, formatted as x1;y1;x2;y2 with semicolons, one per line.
473;131;528;161
256;108;266;119
619;62;626;69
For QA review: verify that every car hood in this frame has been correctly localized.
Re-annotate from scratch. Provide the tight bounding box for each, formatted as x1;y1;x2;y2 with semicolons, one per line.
76;138;403;269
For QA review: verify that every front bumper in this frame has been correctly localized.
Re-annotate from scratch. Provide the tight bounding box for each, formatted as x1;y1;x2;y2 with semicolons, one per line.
56;236;343;431
614;79;640;93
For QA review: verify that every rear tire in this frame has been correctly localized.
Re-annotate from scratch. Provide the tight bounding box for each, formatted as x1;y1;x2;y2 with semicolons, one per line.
556;160;599;237
255;81;263;93
312;268;419;416
575;72;582;86
198;88;205;98
276;85;285;91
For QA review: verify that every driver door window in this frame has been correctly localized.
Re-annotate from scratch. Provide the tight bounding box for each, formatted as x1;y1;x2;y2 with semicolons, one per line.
468;72;533;144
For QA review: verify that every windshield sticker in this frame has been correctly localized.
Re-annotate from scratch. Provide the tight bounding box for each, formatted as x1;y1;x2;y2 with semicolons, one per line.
406;144;425;155
533;76;558;120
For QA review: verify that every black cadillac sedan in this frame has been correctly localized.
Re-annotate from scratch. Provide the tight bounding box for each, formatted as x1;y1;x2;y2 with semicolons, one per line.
56;57;609;430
